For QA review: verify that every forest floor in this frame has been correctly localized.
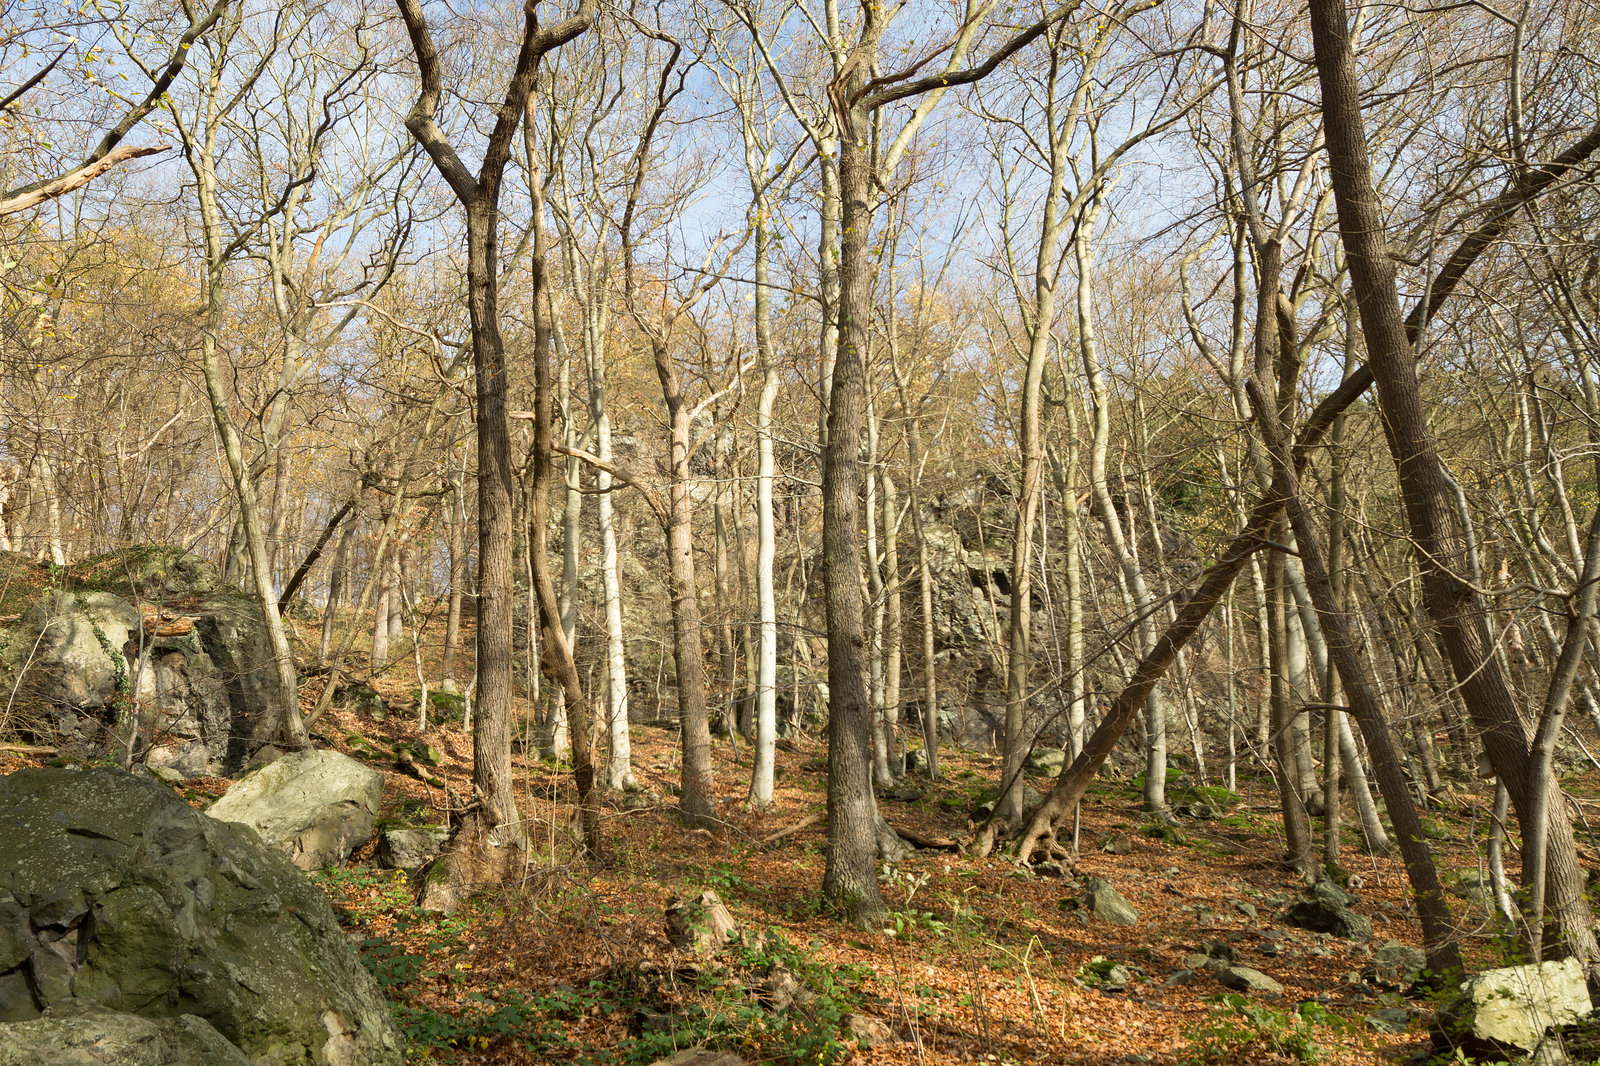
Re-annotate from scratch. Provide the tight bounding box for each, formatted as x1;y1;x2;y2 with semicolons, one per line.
293;690;1539;1066
0;606;1568;1066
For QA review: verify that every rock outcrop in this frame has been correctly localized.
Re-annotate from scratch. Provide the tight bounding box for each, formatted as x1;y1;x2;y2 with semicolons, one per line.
0;767;404;1066
0;548;286;775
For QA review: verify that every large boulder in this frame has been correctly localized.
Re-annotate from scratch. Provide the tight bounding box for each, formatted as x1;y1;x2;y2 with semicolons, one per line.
1435;959;1592;1054
378;827;447;871
1365;941;1429;989
7;590;140;715
0;1003;252;1066
207;749;383;870
0;767;404;1065
192;595;290;765
1;549;290;775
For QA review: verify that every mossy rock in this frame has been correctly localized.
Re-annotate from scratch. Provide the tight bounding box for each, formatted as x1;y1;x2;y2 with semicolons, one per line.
0;767;404;1064
426;690;466;720
66;546;218;601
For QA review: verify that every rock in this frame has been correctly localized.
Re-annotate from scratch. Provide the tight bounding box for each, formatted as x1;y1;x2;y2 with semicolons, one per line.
243;745;284;772
148;765;185;785
620;790;662;811
8;590;140;713
665;891;739;954
145;739;212;779
1234;900;1258;920
394;749;445;788
1185;954;1226;974
1218;965;1284;995
408;740;445;767
843;1012;896;1046
1198;938;1237;962
1367;1007;1412;1034
1080;959;1132;991
1285;897;1371;940
1165;969;1197;987
1034;861;1068;879
344;734;391;761
1026;748;1066;776
1313;879;1358;907
1365;940;1428;989
72;547;219;601
1084;876;1138;926
760;965;815;1013
0;767;404;1065
1435;959;1592;1054
0;1004;252;1066
379;826;449;870
1101;835;1132;855
647;1050;748;1066
206;748;384;870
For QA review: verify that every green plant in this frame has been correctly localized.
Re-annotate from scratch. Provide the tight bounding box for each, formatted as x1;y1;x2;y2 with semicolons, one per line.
1141;820;1188;845
1178;993;1340;1065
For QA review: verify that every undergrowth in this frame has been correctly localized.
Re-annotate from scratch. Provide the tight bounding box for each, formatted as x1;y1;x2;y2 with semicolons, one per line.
316;865;866;1064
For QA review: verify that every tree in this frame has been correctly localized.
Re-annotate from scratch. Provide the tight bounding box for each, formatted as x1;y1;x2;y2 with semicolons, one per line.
0;1;230;217
1308;0;1600;970
395;0;598;908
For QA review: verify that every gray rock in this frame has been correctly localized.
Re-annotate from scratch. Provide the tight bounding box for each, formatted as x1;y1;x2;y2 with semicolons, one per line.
74;546;219;601
0;767;404;1066
8;591;140;712
0;1005;252;1066
1084;876;1138;926
2;566;294;776
843;1012;896;1046
1365;940;1428;989
147;765;185;785
408;740;445;767
1026;748;1066;776
1217;965;1284;995
379;827;448;870
1285;897;1371;940
1101;835;1132;855
648;1050;748;1066
192;596;292;766
1313;879;1358;907
1366;1007;1411;1034
207;748;383;870
1234;900;1258;920
621;790;663;812
1435;959;1592;1053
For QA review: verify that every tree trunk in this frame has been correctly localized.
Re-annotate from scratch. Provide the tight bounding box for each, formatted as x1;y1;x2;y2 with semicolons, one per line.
1308;0;1599;969
821;87;888;926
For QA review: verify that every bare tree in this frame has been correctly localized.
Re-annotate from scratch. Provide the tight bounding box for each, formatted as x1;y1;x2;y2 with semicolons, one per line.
395;0;598;908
